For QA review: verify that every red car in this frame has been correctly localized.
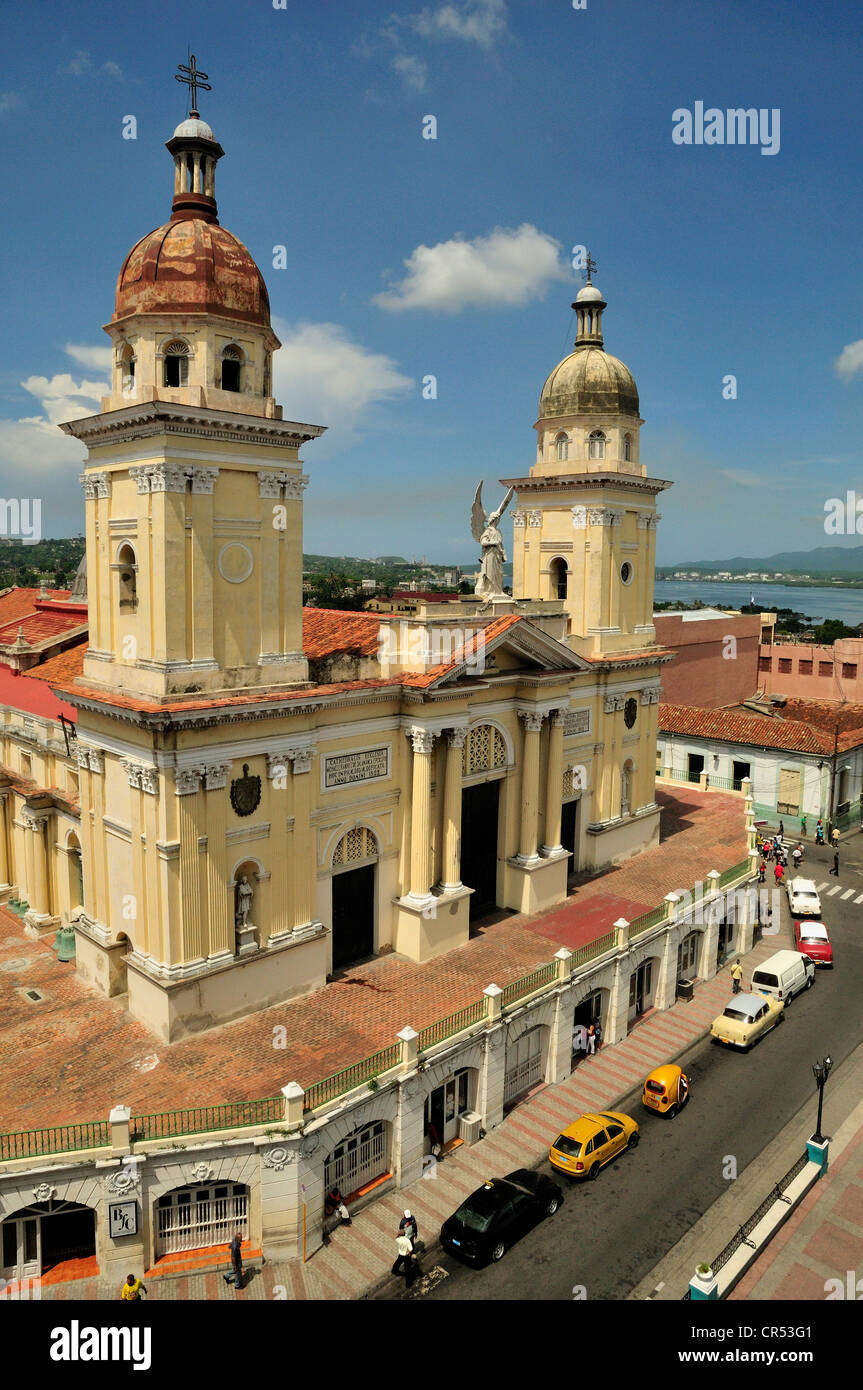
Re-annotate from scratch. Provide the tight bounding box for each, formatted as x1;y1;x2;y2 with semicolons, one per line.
794;920;833;967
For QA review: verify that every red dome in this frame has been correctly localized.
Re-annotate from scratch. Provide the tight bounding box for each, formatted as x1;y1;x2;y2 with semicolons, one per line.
113;218;271;328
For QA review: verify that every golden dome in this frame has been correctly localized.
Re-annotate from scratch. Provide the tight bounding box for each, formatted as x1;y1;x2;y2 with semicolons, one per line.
539;346;639;420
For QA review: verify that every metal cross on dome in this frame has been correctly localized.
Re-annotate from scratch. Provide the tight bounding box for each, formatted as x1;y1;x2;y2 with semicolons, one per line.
583;251;597;284
175;55;211;119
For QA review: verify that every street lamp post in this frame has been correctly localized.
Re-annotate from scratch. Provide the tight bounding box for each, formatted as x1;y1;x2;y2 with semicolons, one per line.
811;1055;833;1143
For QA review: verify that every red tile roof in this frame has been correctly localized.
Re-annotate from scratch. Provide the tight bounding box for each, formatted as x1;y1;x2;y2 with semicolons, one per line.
659;702;863;755
390;589;459;603
302;608;381;658
27;641;88;686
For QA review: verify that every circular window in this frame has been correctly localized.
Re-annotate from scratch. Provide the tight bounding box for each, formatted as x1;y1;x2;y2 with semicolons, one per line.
623;698;638;729
620;561;633;585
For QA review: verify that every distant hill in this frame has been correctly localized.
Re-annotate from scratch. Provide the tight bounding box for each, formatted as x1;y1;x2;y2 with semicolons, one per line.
670;546;863;576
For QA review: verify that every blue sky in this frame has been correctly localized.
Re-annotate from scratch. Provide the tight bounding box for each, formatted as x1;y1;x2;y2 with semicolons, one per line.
1;0;862;564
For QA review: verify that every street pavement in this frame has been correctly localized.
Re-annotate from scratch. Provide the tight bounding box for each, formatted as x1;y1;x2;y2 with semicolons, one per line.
377;840;863;1302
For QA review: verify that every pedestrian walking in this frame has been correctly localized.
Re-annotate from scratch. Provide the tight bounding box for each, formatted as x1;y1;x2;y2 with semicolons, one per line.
586;1023;597;1055
816;819;824;845
774;861;784;884
792;846;802;870
832;827;840;848
800;814;807;835
758;858;766;883
120;1273;147;1301
829;851;839;876
392;1230;417;1285
779;819;785;840
399;1209;418;1246
594;1019;603;1050
731;959;743;994
223;1229;244;1291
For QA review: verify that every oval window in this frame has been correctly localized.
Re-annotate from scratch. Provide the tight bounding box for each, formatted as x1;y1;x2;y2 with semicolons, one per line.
620;561;633;584
624;698;638;729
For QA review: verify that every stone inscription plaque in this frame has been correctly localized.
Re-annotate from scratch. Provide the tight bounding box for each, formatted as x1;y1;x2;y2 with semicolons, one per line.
324;747;389;789
563;709;590;736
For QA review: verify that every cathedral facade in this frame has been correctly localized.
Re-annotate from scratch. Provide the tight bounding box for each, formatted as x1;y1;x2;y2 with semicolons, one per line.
0;104;672;1045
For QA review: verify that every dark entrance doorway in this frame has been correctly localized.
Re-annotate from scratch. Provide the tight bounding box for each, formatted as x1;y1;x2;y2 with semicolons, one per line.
40;1204;95;1271
561;800;579;888
687;752;704;783
461;780;500;920
332;863;375;969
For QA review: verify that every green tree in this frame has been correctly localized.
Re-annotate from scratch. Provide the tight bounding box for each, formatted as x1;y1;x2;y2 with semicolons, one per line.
815;618;855;643
307;571;366;611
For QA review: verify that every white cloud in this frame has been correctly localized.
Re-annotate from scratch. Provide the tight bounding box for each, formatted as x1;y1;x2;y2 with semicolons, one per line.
373;223;569;314
63;51;124;80
64;50;92;75
835;339;863;382
0;92;23;115
20;372;106;427
391;53;429;92
409;0;510;48
64;343;113;372
271;319;412;441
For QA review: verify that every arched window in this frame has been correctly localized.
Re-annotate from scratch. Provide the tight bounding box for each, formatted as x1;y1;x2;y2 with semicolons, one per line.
463;724;507;776
220;345;242;392
116;543;137;610
120;343;136;394
621;758;634;816
550;557;568;599
263;352;272;397
588;429;606;461
163;340;189;388
623;433;632;462
555;432;569;462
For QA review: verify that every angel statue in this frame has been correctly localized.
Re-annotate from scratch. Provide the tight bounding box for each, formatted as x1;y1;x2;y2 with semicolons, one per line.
471;482;515;600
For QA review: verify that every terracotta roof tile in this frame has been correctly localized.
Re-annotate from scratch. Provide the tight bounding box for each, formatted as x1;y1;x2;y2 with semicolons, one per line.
27;641;88;684
658;702;863;755
302;608;381;658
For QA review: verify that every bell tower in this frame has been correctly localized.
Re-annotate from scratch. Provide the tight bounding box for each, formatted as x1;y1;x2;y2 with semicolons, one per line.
61;67;324;700
503;267;671;661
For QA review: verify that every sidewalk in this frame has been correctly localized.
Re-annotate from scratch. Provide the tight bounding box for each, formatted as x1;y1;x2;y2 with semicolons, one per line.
30;923;784;1301
728;1085;863;1301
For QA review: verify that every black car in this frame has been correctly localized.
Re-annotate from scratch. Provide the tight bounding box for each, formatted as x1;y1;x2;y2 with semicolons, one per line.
440;1168;562;1265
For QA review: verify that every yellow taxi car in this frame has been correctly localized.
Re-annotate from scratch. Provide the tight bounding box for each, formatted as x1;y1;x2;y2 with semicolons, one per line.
642;1064;690;1118
549;1111;639;1180
709;991;785;1051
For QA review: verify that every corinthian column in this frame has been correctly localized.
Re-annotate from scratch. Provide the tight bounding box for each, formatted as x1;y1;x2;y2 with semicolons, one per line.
23;810;50;918
442;728;467;890
517;710;544;864
542;710;565;854
408;728;435;897
0;792;9;888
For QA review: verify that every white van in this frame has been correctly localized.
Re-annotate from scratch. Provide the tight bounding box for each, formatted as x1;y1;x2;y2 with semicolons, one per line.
751;949;815;1004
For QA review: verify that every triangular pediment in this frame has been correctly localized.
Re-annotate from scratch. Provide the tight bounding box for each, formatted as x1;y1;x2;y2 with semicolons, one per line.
432;617;589;688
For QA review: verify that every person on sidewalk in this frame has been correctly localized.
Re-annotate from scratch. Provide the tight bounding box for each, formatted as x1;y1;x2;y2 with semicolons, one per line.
829;851;839;876
392;1230;417;1285
731;959;743;994
758;858;766;883
832;827;840;848
792;845;802;870
586;1024;597;1055
774;861;784;885
779;819;785;840
120;1273;147;1301
399;1210;418;1247
593;1019;603;1050
325;1186;352;1226
800;814;807;836
816;819;824;845
224;1230;244;1291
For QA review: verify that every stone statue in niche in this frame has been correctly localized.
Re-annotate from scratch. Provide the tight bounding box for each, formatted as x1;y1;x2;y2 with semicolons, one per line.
234;873;258;956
